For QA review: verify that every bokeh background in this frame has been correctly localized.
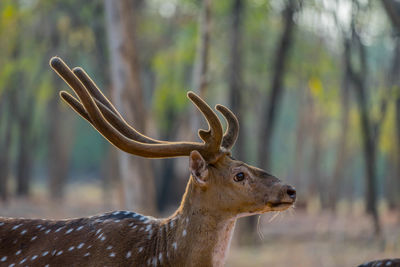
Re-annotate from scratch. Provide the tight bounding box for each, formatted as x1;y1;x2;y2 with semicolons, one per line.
0;0;399;266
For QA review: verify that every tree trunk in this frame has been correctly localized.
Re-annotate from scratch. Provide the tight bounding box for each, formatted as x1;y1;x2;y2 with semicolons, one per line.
328;38;351;211
15;112;33;197
190;0;212;135
380;0;400;210
246;0;299;243
258;0;299;170
347;35;381;234
228;0;245;158
0;98;12;202
104;0;156;213
47;92;75;201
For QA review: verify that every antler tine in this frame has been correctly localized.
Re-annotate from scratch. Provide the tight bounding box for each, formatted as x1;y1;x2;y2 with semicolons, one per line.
60;91;92;123
50;57;221;159
60;90;157;143
216;104;239;150
72;67;120;117
187;92;223;154
72;67;164;144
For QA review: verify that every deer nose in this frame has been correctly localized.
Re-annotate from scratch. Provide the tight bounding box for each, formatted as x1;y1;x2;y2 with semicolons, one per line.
285;185;296;200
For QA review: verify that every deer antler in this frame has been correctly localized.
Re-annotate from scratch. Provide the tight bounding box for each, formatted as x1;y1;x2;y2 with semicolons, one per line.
50;57;239;162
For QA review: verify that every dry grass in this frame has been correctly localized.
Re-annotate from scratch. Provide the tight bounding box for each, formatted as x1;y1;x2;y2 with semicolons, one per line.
0;183;399;267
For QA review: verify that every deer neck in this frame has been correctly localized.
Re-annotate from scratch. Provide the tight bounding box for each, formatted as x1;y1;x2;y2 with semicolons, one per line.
168;178;236;267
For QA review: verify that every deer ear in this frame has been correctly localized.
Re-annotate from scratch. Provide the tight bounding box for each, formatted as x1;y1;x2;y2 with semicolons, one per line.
189;150;209;186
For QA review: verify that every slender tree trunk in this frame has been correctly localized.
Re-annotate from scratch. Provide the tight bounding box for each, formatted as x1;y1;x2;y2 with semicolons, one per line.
47;92;75;201
157;109;179;212
104;0;156;213
192;0;211;99
246;0;299;243
328;38;351;211
190;0;212;137
258;0;299;170
16;112;33;197
347;35;381;234
228;0;245;158
380;0;400;209
0;98;12;202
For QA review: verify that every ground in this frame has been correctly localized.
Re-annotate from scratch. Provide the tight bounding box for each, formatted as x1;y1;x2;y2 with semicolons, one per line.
0;183;399;267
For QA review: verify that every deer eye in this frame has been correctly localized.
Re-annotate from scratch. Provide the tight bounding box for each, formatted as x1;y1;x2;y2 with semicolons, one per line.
234;172;245;182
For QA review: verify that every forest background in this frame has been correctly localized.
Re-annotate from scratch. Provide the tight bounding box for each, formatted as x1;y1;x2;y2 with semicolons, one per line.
0;0;400;266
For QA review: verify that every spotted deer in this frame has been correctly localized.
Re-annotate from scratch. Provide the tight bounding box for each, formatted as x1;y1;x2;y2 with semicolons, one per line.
358;259;400;267
0;57;296;267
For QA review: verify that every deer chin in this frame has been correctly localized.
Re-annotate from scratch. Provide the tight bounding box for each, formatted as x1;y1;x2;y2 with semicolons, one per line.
265;201;294;212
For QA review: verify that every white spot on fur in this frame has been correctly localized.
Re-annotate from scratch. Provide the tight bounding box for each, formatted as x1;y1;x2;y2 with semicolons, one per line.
132;225;137;229
20;229;27;235
386;261;392;266
169;220;174;228
9;263;15;267
31;236;37;241
12;224;22;230
172;242;177;250
55;227;64;233
19;258;26;264
182;229;187;236
15;250;21;256
112;211;120;215
126;251;132;258
77;243;85;249
45;229;51;234
101;236;106;241
68;246;75;251
145;225;152;232
42;251;49;256
0;222;4;226
138;247;143;253
65;228;74;234
109;252;115;257
96;229;102;235
84;252;90;257
76;226;84;231
106;246;113;250
31;255;38;261
114;220;121;223
36;225;42;229
1;256;7;262
152;257;157;266
185;218;189;224
56;250;63;256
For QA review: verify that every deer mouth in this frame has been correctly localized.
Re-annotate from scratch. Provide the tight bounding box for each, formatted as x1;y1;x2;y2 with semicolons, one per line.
265;201;294;211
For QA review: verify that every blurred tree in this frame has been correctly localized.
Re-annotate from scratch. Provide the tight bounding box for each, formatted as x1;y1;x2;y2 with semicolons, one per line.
328;37;351;211
381;0;400;208
346;1;389;234
104;0;156;213
228;0;245;158
191;0;212;136
0;92;13;202
257;0;301;170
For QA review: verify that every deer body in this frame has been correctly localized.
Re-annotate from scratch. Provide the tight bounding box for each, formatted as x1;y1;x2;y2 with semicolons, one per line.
0;57;297;266
0;178;238;267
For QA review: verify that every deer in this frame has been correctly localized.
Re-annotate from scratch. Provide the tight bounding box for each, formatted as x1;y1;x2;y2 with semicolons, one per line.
0;57;296;267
